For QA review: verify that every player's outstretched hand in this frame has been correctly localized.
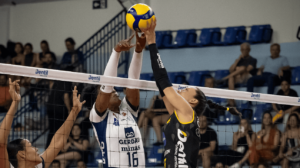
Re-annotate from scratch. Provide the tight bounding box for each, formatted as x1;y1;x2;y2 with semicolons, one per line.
72;86;86;114
140;17;156;45
135;30;146;53
114;34;136;53
8;78;21;102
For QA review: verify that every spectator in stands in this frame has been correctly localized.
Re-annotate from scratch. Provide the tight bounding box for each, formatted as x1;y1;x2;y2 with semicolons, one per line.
21;43;39;87
77;160;87;168
39;40;56;63
274;113;300;168
137;94;169;146
23;43;38;67
45;80;72;149
0;74;11;113
55;124;89;168
217;43;257;106
11;42;25;65
204;77;214;88
249;112;280;167
247;43;290;94
215;162;224;168
272;79;300;125
36;52;56;69
198;115;218;168
61;37;84;72
50;160;60;168
218;119;255;167
0;45;11;64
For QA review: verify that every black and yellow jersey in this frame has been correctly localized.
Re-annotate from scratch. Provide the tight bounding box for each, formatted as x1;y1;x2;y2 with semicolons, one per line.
162;110;200;168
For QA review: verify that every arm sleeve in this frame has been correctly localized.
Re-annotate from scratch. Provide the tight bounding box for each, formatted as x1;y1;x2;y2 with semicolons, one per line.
100;49;121;93
148;44;172;97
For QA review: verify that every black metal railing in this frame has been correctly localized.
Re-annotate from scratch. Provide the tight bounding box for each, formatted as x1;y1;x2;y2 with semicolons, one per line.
77;9;130;75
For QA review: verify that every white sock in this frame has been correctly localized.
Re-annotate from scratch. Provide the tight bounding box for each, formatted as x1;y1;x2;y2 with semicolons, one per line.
100;49;120;93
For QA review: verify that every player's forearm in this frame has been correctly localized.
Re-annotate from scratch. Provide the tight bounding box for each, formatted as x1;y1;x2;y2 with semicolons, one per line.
50;107;79;149
0;101;18;145
148;44;172;97
128;51;143;80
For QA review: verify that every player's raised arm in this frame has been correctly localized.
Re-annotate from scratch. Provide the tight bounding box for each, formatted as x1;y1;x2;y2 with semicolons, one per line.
0;79;20;168
126;31;146;109
42;86;85;168
141;19;194;122
94;35;136;115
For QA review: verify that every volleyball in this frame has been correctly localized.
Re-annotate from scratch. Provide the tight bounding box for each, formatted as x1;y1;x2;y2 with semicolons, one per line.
126;3;156;32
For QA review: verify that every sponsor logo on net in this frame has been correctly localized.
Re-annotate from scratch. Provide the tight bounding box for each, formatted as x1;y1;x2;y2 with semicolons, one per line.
298;98;300;103
35;69;48;77
251;93;260;100
88;75;100;82
178;85;187;91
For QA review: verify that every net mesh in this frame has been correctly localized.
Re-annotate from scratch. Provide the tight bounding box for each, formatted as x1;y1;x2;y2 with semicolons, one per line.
0;64;300;168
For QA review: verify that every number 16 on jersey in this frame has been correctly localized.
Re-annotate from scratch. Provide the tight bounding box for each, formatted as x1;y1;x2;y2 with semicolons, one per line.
127;152;138;167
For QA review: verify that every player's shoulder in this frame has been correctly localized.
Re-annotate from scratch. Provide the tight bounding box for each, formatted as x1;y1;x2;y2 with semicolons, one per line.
89;103;110;123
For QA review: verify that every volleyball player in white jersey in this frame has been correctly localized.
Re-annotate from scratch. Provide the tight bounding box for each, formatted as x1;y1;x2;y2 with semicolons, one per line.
89;32;146;168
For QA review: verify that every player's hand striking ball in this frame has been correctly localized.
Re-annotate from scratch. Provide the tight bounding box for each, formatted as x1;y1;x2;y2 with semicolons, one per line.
140;17;156;45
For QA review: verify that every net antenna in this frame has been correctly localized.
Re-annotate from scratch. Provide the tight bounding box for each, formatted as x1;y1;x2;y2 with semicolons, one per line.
0;63;299;106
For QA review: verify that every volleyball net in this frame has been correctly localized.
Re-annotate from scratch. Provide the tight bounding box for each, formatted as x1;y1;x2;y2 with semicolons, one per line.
1;63;300;168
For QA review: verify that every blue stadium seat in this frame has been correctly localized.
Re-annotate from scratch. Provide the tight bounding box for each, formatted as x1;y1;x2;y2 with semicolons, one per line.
164;29;196;48
140;73;154;81
247;24;272;44
252;103;272;123
188;28;221;47
188;71;211;86
214;70;230;87
262;27;273;43
241;109;253;121
291;66;300;85
207;97;224;104
156;31;172;49
214;70;230;80
161;34;173;48
168;71;186;84
214;26;246;45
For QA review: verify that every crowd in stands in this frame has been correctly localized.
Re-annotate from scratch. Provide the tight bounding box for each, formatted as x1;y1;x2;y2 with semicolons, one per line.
0;39;299;168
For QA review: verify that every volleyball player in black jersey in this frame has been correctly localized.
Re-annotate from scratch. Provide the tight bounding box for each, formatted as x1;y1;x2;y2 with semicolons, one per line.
141;18;241;168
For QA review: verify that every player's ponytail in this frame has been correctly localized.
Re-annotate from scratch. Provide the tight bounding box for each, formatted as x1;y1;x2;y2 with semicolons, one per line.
207;100;237;115
193;88;239;117
193;88;207;116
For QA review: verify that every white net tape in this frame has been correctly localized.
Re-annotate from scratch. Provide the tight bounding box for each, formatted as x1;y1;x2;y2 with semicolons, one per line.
1;63;299;106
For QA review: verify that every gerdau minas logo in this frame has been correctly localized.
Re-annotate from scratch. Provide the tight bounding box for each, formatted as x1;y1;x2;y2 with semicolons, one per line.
35;69;48;77
88;75;100;82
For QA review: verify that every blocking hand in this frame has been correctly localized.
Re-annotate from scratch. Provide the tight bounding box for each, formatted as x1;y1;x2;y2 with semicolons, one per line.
72;86;86;113
9;78;21;102
114;34;136;52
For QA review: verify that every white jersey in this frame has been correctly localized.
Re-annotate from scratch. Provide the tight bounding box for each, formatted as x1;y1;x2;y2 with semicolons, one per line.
10;156;45;168
90;97;145;168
